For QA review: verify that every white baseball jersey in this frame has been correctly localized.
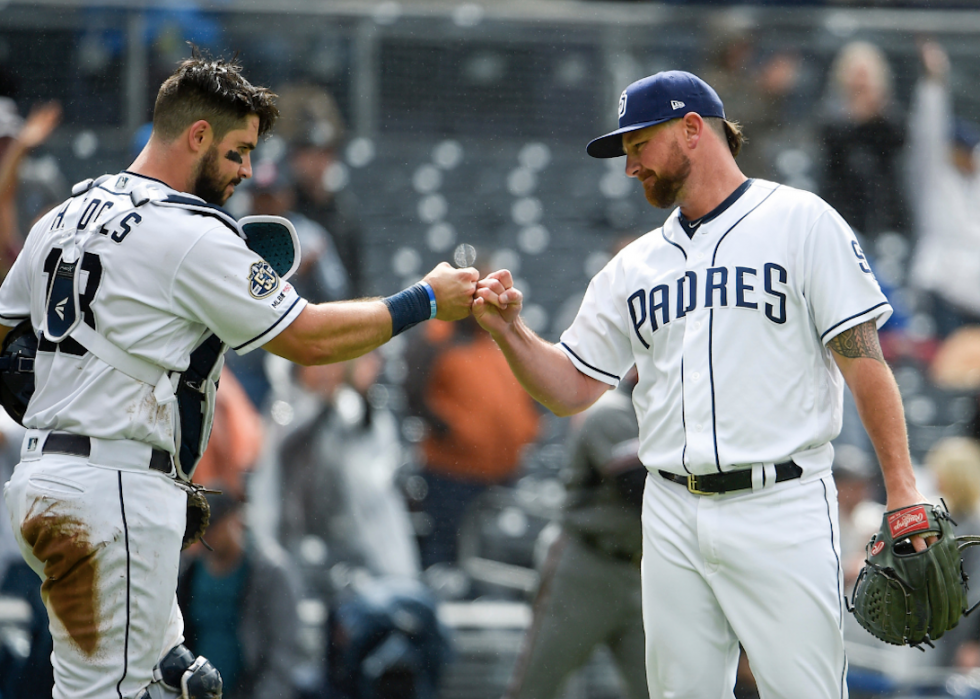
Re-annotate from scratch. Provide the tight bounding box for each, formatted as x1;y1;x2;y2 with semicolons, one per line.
0;171;307;452
560;179;891;477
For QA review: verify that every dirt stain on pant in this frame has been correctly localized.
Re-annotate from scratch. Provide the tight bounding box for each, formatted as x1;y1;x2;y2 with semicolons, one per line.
21;504;101;656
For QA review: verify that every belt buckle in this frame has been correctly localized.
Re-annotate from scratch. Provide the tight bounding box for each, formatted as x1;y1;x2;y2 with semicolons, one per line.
687;474;712;496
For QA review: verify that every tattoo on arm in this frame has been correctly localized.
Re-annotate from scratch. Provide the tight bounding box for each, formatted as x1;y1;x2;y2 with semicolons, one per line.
827;320;884;362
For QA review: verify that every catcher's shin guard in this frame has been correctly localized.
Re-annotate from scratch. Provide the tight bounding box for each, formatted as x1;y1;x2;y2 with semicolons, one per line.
140;643;223;699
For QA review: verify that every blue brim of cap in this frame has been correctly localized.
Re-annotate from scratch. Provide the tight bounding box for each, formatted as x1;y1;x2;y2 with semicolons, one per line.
586;117;674;159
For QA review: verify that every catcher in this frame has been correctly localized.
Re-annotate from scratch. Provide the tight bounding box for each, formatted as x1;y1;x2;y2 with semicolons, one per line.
0;49;477;699
849;501;980;648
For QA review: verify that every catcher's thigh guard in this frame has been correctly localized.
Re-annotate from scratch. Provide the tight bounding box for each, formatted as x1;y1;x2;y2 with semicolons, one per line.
139;644;223;699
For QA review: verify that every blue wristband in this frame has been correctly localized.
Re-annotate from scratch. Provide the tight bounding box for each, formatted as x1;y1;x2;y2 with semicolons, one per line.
419;281;438;320
383;283;435;336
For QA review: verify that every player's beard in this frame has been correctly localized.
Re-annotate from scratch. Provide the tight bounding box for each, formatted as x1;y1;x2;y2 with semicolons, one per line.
643;142;691;209
192;145;238;206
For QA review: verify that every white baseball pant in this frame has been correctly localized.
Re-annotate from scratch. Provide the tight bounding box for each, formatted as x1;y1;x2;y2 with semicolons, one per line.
641;470;847;699
4;435;186;699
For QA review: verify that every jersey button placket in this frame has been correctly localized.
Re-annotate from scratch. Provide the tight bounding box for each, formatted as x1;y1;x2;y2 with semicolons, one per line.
680;238;715;467
682;319;713;465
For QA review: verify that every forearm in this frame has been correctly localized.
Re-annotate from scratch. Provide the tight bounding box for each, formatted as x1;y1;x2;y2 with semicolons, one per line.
0;138;27;205
489;316;606;417
264;262;476;366
841;357;919;508
262;299;392;365
829;320;923;510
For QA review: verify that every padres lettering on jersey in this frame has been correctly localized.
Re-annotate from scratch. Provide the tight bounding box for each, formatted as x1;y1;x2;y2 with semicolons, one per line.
0;172;307;452
625;262;789;347
560;179;891;477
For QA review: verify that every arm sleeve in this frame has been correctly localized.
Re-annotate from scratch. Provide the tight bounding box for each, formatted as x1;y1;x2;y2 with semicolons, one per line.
171;229;308;354
803;207;893;344
558;259;634;386
908;79;950;186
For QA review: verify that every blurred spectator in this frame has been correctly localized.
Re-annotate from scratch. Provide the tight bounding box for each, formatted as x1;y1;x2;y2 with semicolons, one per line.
0;101;61;276
906;41;980;339
277;352;420;596
325;576;451;699
922;437;980;669
928;326;980;447
403;313;541;570
818;41;909;244
505;369;644;699
15;154;68;241
0;412;25;586
177;486;302;699
276;84;367;297
701;14;805;182
0;410;52;699
192;366;265;501
833;445;882;594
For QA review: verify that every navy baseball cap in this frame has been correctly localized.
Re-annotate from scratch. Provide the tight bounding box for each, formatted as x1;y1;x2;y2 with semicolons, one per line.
587;71;726;159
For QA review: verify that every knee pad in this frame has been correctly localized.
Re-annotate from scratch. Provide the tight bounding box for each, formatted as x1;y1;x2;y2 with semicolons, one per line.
151;644;223;699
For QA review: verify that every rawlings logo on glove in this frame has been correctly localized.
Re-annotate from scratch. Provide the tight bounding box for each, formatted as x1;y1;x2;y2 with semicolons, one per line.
888;506;929;538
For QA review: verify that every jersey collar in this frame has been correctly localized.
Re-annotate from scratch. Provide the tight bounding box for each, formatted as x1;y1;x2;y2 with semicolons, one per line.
678;179;753;238
662;179;770;252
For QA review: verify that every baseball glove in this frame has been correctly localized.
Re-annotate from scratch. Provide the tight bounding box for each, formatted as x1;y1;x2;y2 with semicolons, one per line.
175;481;218;550
848;502;980;648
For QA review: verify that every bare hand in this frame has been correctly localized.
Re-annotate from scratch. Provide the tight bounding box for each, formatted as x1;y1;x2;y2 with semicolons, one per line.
473;269;523;334
920;41;950;82
18;101;62;150
423;261;477;321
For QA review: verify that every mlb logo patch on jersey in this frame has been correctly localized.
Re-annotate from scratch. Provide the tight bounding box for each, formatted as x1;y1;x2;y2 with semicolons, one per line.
247;260;280;299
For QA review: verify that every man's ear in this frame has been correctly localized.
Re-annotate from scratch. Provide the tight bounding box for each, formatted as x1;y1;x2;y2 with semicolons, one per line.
187;120;213;154
681;113;705;148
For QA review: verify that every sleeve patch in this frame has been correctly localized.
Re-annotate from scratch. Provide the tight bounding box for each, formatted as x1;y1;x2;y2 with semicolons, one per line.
247;261;281;299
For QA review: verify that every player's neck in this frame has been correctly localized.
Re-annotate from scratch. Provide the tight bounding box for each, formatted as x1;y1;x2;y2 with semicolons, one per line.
128;143;196;195
678;160;747;221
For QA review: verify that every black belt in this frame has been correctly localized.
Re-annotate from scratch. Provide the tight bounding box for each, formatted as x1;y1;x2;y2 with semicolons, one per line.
42;433;173;474
659;461;801;495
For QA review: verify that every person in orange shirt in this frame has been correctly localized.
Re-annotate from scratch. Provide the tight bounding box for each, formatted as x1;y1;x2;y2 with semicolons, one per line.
404;313;541;569
192;366;264;500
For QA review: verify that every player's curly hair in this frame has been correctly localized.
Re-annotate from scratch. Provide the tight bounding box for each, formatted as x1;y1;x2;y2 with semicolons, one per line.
705;117;745;159
152;45;279;143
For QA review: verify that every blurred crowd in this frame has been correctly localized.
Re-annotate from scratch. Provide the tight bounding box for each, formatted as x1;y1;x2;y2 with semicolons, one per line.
2;24;980;699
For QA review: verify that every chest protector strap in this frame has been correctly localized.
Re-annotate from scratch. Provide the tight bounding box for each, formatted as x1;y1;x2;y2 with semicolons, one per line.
173;333;226;482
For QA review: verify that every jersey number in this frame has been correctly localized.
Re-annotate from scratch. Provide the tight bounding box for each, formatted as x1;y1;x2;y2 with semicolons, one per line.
39;248;103;357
